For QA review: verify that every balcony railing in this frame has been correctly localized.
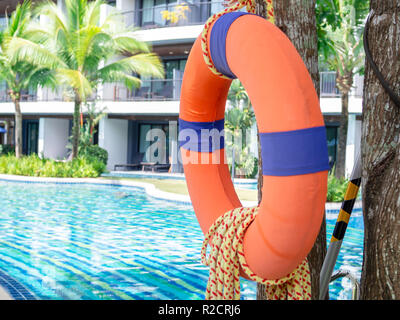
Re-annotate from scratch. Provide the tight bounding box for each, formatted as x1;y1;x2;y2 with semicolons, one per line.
0;94;36;103
121;1;231;29
320;71;364;98
102;79;182;101
320;71;340;97
0;73;364;103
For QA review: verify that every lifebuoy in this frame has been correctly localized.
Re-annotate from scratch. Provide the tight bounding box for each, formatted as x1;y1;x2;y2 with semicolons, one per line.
179;12;329;280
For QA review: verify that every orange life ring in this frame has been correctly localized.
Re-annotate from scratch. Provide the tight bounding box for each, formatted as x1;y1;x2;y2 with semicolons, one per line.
179;12;329;280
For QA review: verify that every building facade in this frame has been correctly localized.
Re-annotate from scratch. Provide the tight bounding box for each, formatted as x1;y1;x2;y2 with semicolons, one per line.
0;0;363;177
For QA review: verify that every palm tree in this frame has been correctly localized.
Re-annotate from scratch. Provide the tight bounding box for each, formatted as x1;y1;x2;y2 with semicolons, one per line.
322;0;368;178
225;80;256;178
9;0;164;159
0;1;56;158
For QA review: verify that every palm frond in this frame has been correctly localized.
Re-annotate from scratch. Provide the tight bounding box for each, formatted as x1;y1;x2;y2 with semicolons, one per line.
6;37;66;70
98;53;164;80
8;0;32;37
83;0;104;27
33;0;68;35
73;25;104;67
65;0;87;33
56;68;93;100
112;33;151;54
100;70;141;90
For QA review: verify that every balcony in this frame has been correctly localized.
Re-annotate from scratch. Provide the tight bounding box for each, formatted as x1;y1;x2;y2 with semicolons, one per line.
320;71;364;98
121;1;227;29
0;73;363;104
102;79;182;101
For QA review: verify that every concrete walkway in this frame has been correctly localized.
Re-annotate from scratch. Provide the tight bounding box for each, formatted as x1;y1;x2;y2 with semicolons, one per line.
0;287;12;300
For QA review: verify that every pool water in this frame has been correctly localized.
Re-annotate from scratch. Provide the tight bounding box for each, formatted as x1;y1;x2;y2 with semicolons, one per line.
326;209;364;299
0;180;363;300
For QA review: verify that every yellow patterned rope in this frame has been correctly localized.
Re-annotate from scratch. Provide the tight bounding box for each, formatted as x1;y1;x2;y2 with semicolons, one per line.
201;207;312;300
201;0;275;79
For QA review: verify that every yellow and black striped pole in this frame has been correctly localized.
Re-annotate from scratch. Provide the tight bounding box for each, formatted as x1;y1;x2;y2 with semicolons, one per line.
319;152;361;300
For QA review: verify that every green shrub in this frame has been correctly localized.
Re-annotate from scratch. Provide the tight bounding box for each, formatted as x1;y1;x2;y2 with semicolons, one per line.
327;171;349;202
0;154;105;178
80;144;108;166
0;144;15;155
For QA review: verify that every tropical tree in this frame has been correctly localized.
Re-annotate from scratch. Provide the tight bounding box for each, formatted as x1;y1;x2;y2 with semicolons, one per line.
225;80;256;178
82;99;107;142
9;0;164;159
361;1;400;299
320;0;368;178
0;1;56;158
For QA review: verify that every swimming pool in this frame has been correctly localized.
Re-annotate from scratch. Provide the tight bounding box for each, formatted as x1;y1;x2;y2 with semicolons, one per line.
0;179;363;300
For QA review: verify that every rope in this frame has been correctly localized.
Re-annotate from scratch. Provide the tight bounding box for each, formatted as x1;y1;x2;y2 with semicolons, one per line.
201;0;275;79
201;207;312;300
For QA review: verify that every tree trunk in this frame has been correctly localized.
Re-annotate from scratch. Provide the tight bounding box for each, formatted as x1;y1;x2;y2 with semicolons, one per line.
14;99;23;158
361;1;400;299
335;91;349;178
72;95;81;159
256;0;326;300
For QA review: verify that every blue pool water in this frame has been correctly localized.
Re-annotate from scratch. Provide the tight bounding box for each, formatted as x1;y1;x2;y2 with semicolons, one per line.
326;208;364;299
0;180;363;300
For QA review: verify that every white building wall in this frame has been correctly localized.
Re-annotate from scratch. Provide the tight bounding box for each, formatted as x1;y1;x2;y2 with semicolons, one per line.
117;0;135;11
38;118;69;159
345;115;362;177
99;117;128;171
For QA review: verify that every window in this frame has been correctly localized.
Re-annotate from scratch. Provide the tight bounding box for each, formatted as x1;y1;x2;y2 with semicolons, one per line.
140;0;179;27
134;58;186;100
138;123;170;163
164;59;186;79
106;0;116;6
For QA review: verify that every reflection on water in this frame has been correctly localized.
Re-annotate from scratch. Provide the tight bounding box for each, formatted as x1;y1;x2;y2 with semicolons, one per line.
0;180;363;300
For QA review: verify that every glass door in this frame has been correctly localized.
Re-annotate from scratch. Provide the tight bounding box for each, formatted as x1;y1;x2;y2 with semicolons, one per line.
326;126;338;170
138;123;170;163
27;121;39;155
142;0;155;26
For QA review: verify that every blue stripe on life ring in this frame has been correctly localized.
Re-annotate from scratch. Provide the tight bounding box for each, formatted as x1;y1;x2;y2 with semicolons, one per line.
260;126;331;176
178;118;225;153
209;12;253;79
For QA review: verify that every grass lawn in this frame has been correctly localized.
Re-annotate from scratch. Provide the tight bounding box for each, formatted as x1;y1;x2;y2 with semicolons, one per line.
100;177;258;202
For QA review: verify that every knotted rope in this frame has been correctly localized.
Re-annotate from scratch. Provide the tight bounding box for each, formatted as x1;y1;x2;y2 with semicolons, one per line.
201;207;312;300
201;0;275;79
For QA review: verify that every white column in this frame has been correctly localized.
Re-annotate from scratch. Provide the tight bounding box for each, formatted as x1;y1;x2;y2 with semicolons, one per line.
38;118;70;159
38;118;45;157
117;0;136;11
345;114;356;178
354;119;362;160
57;0;65;11
99;117;129;170
116;0;136;26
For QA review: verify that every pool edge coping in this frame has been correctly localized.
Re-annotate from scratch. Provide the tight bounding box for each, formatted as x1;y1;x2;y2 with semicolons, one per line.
0;173;361;210
0;174;259;207
0;269;36;300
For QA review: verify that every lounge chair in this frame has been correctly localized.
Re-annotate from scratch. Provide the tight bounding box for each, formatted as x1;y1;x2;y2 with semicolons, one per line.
114;163;142;171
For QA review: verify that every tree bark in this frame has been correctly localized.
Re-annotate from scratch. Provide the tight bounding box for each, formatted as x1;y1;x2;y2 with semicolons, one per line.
72;94;82;159
361;1;400;300
255;0;326;300
254;0;267;300
335;91;349;178
13;99;23;158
